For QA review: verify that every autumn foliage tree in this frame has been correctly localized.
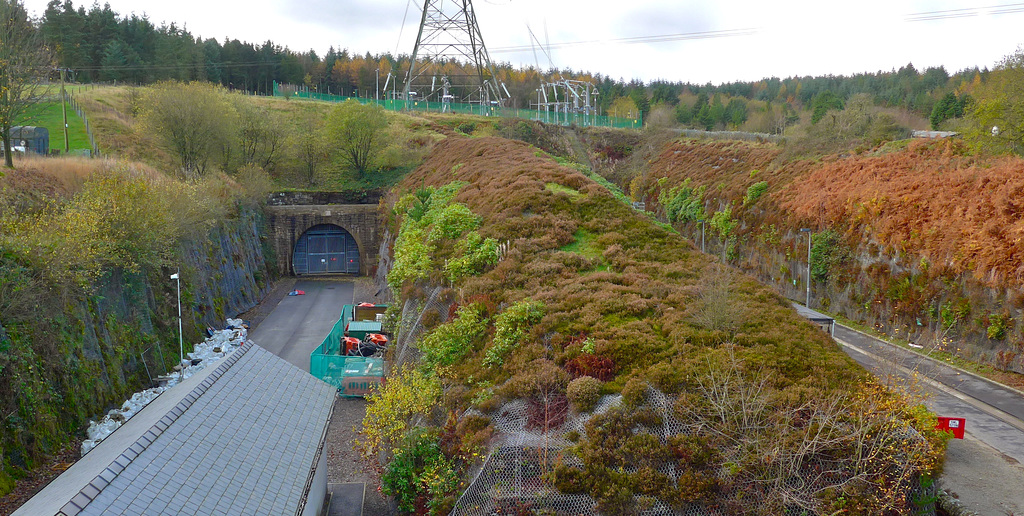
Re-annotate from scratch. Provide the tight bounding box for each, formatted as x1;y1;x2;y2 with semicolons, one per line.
966;47;1024;155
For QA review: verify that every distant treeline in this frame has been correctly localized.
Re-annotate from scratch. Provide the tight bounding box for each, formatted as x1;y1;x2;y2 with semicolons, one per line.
39;0;983;124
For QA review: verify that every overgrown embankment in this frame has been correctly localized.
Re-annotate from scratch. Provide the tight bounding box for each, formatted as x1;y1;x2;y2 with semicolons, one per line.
0;157;272;495
636;137;1024;379
365;136;946;515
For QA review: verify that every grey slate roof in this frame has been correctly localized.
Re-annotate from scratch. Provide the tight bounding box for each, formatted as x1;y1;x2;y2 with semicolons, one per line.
67;342;335;516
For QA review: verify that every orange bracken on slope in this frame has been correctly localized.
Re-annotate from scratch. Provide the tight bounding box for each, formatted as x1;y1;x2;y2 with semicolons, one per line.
776;139;1024;284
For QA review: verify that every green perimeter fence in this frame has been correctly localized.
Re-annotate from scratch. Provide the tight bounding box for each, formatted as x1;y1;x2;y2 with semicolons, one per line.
274;82;641;129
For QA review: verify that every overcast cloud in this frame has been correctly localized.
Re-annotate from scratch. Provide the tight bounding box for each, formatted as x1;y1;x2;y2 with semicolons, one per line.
21;0;1024;84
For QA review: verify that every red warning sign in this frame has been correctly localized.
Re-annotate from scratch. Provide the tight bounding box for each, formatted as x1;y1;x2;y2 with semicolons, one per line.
936;417;965;439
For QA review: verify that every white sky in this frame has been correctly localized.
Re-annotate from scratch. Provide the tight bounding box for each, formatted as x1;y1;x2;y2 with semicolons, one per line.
21;0;1024;84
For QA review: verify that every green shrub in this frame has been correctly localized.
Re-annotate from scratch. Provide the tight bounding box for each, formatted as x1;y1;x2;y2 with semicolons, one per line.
709;207;736;239
987;313;1011;340
941;298;971;329
388;182;474;291
658;178;706;224
387;225;434;292
428;203;480;242
415;304;488;368
483;300;545;367
444;231;499;283
810;228;851;284
567;376;602;412
381;427;460;515
743;180;768;206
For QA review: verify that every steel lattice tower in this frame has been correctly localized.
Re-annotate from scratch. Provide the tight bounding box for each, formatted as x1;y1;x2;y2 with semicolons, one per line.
402;0;507;106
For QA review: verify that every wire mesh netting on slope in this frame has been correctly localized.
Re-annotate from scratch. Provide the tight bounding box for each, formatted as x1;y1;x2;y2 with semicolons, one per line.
390;285;451;371
451;388;936;516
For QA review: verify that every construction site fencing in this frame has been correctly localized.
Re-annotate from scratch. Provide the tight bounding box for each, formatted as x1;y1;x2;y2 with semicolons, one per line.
309;306;385;397
274;82;641;129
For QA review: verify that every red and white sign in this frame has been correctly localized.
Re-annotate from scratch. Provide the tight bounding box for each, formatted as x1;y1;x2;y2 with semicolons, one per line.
936;417;966;439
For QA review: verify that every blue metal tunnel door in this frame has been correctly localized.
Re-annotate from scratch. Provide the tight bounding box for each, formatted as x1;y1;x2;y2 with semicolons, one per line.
292;224;360;275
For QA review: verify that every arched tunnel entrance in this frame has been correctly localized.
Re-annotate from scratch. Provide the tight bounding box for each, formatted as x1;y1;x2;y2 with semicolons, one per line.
291;224;360;275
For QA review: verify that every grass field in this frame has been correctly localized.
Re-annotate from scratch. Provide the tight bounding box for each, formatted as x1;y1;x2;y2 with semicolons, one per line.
16;101;91;153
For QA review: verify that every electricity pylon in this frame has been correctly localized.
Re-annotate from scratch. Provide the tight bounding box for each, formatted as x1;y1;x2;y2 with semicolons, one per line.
402;0;508;106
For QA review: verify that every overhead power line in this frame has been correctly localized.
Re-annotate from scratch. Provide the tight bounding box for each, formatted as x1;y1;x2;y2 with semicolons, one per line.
490;28;759;54
906;2;1024;22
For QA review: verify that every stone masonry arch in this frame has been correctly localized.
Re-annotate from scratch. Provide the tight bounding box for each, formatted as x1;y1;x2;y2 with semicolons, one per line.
266;203;381;277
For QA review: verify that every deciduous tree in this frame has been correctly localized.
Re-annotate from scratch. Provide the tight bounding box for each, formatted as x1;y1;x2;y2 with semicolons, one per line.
966;47;1024;155
235;99;285;171
325;99;387;178
295;109;328;185
0;0;52;169
142;81;236;178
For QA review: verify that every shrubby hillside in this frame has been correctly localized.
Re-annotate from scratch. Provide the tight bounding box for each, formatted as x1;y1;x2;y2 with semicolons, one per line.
635;135;1024;381
365;136;947;515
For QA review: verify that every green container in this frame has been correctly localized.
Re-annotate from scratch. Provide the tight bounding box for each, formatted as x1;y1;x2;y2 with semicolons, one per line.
346;320;382;340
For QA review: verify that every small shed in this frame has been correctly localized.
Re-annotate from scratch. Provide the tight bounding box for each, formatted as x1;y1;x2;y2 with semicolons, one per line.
911;130;959;139
9;126;50;154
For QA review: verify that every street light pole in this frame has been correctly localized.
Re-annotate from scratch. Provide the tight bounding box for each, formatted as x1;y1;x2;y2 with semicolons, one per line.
171;270;183;381
376;68;379;102
800;228;812;307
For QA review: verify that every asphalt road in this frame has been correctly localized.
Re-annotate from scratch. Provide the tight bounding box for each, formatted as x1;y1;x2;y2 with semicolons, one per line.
249;279;355;371
796;306;1024;513
828;322;1024;465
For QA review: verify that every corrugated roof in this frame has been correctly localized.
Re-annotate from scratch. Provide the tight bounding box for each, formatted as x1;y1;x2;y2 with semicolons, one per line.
58;342;334;516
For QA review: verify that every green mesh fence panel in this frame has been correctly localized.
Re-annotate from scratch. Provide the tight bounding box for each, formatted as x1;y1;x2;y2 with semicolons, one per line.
274;82;641;129
309;304;385;397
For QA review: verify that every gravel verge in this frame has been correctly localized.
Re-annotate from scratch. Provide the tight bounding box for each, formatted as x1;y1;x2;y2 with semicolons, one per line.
326;276;393;514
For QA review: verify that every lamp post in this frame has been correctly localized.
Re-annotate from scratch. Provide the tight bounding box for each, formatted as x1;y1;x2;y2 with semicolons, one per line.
800;228;812;307
697;219;706;253
375;68;380;102
170;271;183;381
